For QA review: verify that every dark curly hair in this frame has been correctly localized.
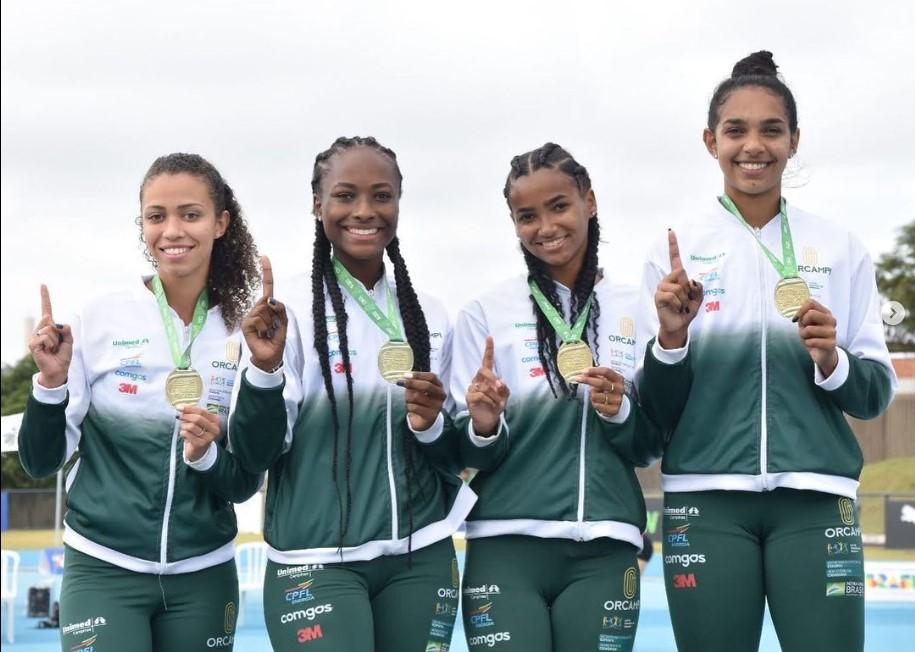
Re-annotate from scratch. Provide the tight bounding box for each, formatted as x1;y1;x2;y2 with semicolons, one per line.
708;50;798;132
310;136;429;555
137;153;260;330
503;142;602;398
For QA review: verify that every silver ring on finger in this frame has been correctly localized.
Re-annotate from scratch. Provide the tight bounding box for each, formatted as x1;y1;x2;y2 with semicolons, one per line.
603;392;610;405
609;382;615;394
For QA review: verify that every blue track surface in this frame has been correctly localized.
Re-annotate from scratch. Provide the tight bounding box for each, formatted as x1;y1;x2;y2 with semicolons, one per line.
2;549;913;650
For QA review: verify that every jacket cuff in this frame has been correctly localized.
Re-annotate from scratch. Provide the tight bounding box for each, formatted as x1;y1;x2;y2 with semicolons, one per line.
815;348;850;391
244;361;285;389
32;373;68;405
409;412;445;443
468;414;507;447
184;441;219;471
652;332;690;365
596;395;632;424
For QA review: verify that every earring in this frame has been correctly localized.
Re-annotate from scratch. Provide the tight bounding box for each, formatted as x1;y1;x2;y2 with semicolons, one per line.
713;152;718;159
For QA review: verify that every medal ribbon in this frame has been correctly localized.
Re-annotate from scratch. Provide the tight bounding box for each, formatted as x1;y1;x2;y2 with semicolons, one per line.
152;275;209;369
332;259;405;341
719;195;799;280
528;279;593;344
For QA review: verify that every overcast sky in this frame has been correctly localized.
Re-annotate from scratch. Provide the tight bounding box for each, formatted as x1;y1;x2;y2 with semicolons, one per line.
2;0;913;364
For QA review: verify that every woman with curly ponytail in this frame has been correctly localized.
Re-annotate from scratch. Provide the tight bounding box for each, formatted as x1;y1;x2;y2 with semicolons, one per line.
19;153;263;651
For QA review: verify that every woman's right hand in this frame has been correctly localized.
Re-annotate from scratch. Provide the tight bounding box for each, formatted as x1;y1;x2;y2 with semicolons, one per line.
29;284;73;388
242;256;288;372
466;336;510;437
655;230;703;348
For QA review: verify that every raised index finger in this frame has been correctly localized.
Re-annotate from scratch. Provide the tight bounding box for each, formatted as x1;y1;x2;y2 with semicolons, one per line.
668;229;683;272
261;256;274;299
40;284;54;320
481;336;495;371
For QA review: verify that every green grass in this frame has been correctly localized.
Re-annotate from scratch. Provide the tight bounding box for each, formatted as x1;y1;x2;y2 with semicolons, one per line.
858;456;915;536
1;529;62;549
4;459;912;553
859;456;915;493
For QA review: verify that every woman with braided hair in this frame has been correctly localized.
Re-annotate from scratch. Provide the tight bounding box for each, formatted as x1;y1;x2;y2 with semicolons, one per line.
19;153;263;651
230;136;475;651
449;143;663;652
638;51;896;651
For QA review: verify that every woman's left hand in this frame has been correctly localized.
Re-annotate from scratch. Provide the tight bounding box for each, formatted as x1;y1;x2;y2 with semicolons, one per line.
399;371;447;432
794;298;839;377
179;405;222;463
575;367;627;418
242;256;288;372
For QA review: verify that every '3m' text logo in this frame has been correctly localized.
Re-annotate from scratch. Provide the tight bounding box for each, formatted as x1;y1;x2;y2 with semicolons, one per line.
673;573;697;589
297;625;323;643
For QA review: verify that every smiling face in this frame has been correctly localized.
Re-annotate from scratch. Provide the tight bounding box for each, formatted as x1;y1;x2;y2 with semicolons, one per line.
313;146;400;272
508;167;596;285
704;85;800;204
141;172;228;286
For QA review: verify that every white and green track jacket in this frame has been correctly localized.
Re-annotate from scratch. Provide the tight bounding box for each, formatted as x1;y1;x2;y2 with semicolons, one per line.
637;198;897;499
19;279;260;574
229;272;476;565
449;275;663;550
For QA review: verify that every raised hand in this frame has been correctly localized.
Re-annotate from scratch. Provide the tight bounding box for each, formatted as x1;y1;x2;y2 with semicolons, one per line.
655;230;703;348
794;298;839;376
179;405;222;463
29;285;73;388
400;371;447;432
466;336;511;437
241;256;288;371
575;367;627;418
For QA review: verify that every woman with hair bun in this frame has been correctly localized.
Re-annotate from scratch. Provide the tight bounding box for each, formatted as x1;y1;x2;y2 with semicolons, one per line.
19;153;264;651
638;51;897;651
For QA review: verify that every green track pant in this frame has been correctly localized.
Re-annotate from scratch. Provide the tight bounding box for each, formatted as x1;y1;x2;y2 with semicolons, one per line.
663;489;864;652
264;537;458;651
461;535;641;652
59;545;239;652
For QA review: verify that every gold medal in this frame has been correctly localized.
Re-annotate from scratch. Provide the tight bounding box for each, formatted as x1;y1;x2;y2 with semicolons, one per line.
774;277;810;319
165;368;203;408
378;341;414;384
556;341;594;384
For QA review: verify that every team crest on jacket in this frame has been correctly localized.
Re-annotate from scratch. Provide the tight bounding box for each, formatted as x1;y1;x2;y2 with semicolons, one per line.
838;498;855;526
226;341;241;364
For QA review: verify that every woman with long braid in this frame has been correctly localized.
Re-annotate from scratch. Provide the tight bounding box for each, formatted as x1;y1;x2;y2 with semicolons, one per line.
230;136;474;652
449;143;662;652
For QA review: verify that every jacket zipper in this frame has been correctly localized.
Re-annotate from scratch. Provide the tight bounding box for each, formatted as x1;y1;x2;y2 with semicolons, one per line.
576;389;588;532
159;319;189;570
160;423;180;569
754;227;770;490
385;387;399;541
